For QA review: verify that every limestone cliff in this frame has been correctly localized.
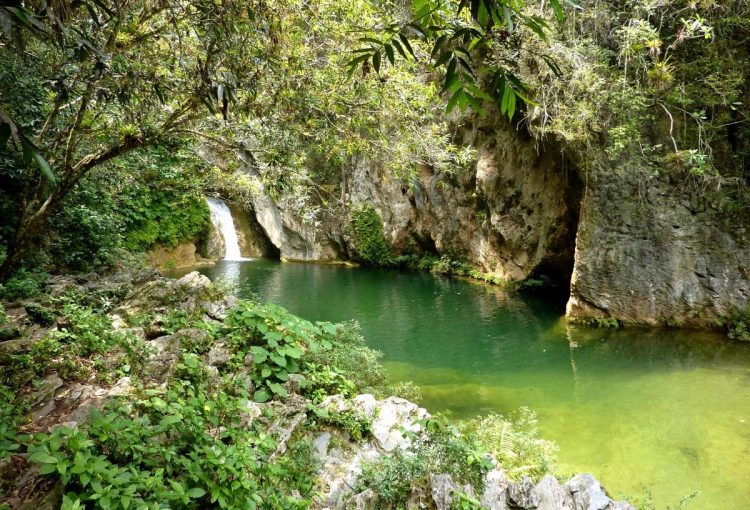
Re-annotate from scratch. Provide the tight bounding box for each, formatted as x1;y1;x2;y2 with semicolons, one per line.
344;117;581;284
217;125;748;331
567;170;749;328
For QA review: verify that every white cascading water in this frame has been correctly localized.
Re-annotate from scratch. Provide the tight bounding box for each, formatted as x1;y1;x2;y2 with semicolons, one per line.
206;197;246;261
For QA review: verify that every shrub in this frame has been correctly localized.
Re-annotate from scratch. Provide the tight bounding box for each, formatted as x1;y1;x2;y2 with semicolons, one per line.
224;301;328;402
23;302;56;326
717;305;750;342
468;408;558;481
358;415;490;507
306;321;388;397
348;204;393;266
0;268;48;301
120;190;211;252
25;371;314;510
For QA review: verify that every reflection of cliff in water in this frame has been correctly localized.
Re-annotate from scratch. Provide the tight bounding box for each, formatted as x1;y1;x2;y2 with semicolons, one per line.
565;324;750;374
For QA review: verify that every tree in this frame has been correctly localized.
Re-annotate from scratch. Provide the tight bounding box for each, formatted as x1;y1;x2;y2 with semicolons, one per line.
0;0;282;277
349;0;578;120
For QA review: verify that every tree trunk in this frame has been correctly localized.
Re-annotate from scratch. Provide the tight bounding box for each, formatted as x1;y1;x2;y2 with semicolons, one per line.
0;183;69;280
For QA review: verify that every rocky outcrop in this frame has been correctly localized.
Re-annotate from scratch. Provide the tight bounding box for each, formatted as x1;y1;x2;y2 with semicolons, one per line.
247;187;345;262
567;170;750;328
228;204;278;258
345;119;581;284
313;393;633;510
147;242;214;270
233;121;748;329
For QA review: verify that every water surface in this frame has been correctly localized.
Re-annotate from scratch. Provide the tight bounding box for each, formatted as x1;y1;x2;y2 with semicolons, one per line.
175;259;750;509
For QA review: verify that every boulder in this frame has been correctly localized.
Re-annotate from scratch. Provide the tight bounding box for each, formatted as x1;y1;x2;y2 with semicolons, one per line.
481;469;510;510
568;474;635;510
508;477;540;509
207;342;231;367
533;475;573;510
30;373;64;421
431;474;459;510
346;489;379;510
175;271;212;291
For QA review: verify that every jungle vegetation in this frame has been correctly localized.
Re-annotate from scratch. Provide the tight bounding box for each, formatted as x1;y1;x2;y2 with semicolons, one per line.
0;0;746;286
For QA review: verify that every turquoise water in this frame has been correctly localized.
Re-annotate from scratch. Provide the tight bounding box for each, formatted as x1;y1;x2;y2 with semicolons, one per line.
176;259;750;509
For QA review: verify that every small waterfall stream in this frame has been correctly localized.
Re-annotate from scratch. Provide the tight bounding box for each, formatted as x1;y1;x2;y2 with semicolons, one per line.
206;197;246;261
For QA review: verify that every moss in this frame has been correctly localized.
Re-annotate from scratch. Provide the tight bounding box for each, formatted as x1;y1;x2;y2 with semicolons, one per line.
121;191;211;252
348;204;394;266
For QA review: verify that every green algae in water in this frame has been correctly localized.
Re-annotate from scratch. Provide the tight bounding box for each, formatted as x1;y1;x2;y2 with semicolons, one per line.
174;259;750;509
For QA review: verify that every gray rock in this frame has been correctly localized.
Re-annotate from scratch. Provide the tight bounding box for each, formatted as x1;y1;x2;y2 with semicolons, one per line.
149;333;180;355
31;373;64;420
313;432;331;460
117;327;146;341
567;170;749;328
107;377;132;397
284;373;305;394
568;474;635;510
65;384;110;423
508;477;540;509
481;469;509;510
430;474;458;510
175;271;212;291
533;475;573;510
353;394;429;452
208;342;231;367
347;489;379;510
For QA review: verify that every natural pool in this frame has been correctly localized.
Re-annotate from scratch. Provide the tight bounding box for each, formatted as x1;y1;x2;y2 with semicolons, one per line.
175;259;750;509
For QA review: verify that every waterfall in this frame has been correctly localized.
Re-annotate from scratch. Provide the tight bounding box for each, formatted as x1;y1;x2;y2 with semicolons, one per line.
206;197;247;261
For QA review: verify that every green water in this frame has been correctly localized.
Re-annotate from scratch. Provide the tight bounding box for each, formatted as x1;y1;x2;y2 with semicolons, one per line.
177;259;750;509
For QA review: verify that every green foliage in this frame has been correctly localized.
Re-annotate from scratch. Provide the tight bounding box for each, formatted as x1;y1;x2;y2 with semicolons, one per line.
359;415;491;508
116;148;212;253
318;409;372;442
397;254;529;289
121;190;210;252
468;408;557;481
0;267;48;300
23;302;55;326
224;301;330;402
305;321;387;397
350;0;569;119
25;376;313;510
1;303;140;389
48;174;124;271
359;409;559;508
348;205;394;266
717;305;750;342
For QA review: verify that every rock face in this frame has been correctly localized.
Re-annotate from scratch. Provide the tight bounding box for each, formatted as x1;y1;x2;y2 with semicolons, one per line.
228;204;278;258
147;242;214;270
567;171;750;327
248;186;345;262
227;120;748;329
345;120;581;284
315;394;430;507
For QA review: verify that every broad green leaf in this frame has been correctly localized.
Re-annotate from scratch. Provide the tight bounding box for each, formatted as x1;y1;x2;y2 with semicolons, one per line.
373;50;381;73
30;452;58;464
254;389;270;402
187;488;206;499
